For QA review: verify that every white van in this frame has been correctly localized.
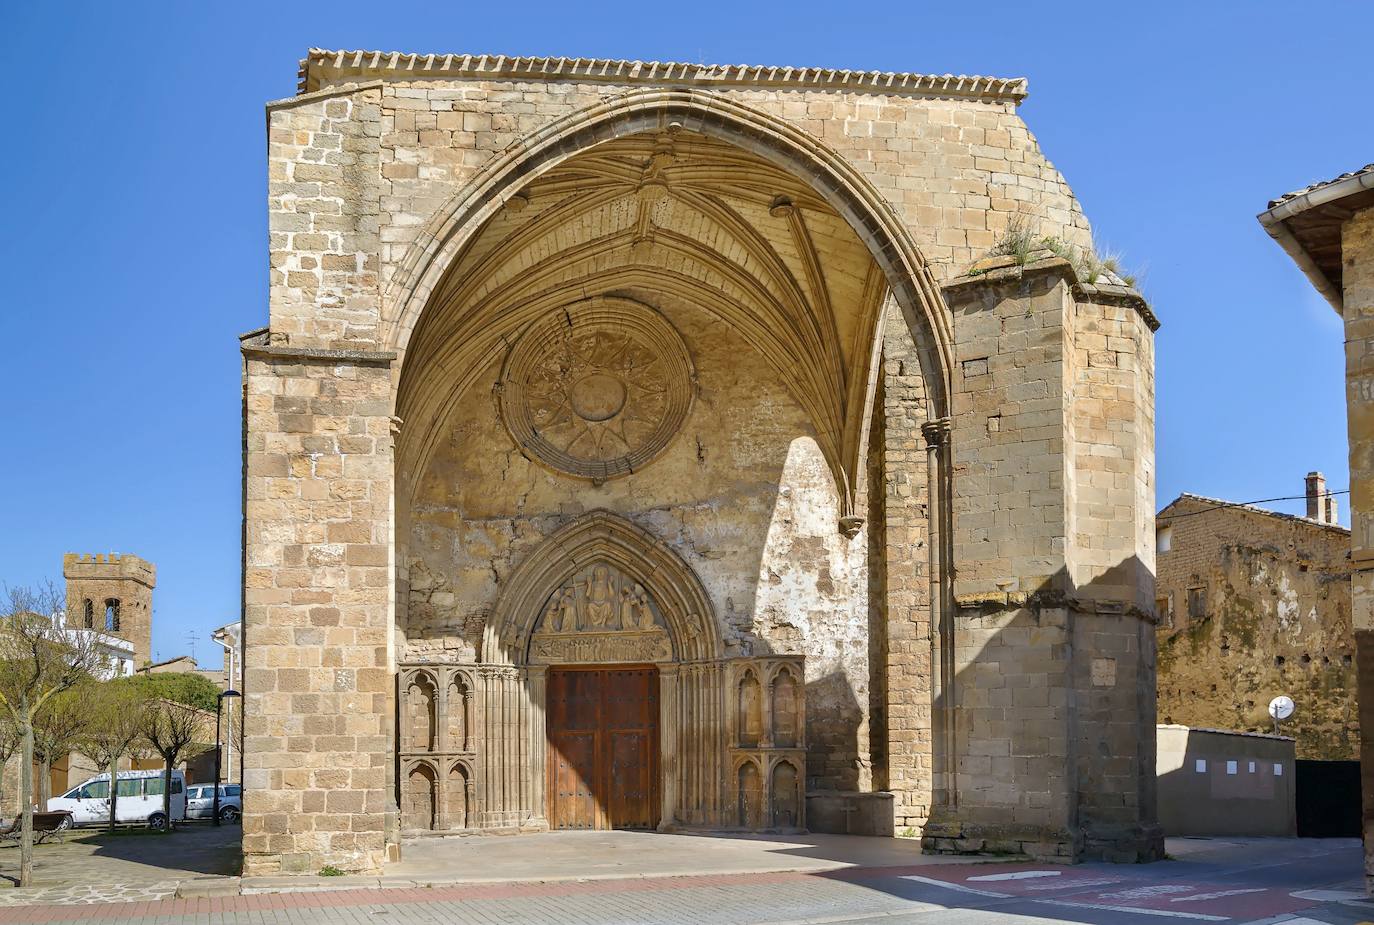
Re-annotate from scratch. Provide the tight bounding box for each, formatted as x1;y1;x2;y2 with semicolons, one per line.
47;769;187;828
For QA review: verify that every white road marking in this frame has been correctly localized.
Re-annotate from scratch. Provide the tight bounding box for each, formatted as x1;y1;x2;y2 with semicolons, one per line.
1171;890;1265;903
1101;885;1198;900
1035;898;1229;920
899;875;1009;898
1290;888;1368;901
967;870;1062;882
1024;877;1123;892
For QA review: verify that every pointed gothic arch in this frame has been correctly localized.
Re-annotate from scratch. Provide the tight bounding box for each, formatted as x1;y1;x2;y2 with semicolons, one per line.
482;509;720;665
388;88;955;524
385;89;954;419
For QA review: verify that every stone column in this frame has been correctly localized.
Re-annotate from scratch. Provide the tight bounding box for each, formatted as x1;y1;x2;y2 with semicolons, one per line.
875;303;934;831
241;341;395;876
922;417;953;815
659;664;680;830
526;665;548;829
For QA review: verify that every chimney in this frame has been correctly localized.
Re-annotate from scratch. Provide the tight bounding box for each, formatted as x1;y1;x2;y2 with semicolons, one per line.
1306;471;1337;525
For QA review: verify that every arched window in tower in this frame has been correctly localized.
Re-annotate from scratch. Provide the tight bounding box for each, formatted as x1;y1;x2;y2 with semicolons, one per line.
83;599;94;629
104;599;121;633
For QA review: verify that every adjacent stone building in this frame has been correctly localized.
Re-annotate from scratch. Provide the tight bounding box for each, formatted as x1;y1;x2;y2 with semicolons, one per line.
1260;162;1374;888
1155;479;1355;758
241;50;1162;875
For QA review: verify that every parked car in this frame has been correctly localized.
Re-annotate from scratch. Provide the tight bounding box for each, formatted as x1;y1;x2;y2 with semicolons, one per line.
47;769;186;828
186;783;242;822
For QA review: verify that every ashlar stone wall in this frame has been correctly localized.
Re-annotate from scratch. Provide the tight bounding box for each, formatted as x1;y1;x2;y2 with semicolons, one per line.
244;53;1160;874
930;258;1160;860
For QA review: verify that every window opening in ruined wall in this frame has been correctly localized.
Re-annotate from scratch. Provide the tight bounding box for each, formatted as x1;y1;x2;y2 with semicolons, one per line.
1186;586;1206;621
83;599;94;629
104;599;120;633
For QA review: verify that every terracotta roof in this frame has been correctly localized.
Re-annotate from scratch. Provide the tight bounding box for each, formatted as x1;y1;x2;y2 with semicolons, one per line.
297;49;1028;102
1158;492;1349;535
1258;162;1374;313
1269;163;1374;208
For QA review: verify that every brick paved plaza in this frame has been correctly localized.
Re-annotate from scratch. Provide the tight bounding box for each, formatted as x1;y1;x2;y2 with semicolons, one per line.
0;833;1368;924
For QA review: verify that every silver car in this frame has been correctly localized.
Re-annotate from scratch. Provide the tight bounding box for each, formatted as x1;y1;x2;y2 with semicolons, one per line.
185;784;242;823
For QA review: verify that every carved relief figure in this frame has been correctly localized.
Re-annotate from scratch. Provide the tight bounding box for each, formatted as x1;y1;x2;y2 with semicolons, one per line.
619;583;656;630
528;562;673;664
584;565;617;629
547;588;578;633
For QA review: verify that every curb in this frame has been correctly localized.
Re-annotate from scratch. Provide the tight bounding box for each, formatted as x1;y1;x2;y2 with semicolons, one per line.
221;855;1006;896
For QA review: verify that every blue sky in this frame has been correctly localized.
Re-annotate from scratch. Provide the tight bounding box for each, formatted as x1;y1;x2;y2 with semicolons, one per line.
1;1;1369;660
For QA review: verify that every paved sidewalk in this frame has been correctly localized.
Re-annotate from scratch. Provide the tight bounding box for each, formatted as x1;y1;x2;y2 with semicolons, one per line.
293;830;972;887
0;823;240;906
0;837;1365;924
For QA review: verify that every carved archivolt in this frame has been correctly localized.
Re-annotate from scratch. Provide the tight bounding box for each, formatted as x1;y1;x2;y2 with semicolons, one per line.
498;298;693;482
483;509;720;664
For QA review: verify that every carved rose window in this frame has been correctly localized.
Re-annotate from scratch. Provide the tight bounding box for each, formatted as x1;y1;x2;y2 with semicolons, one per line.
499;298;693;481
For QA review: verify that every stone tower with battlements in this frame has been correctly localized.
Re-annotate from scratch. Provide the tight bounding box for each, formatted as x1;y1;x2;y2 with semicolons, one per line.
63;553;156;668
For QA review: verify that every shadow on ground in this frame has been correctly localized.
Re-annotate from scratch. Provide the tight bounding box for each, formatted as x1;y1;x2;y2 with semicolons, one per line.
0;822;241;888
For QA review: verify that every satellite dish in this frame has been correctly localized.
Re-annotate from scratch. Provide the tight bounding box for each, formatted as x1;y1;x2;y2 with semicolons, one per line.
1268;696;1295;721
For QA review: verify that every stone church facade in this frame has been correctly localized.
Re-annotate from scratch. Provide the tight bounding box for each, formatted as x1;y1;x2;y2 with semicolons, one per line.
241;50;1161;875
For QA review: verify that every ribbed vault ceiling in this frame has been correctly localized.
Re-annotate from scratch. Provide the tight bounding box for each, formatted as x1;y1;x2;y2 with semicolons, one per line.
397;130;891;516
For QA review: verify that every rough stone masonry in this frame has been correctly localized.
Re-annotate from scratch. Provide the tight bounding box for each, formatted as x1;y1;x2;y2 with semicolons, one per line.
241;50;1162;875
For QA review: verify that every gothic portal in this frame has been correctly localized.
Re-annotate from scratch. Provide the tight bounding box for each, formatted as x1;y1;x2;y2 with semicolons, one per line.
242;50;1162;875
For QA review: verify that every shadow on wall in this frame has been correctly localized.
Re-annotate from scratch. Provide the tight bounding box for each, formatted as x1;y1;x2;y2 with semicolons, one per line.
923;559;1163;862
1156;726;1296;837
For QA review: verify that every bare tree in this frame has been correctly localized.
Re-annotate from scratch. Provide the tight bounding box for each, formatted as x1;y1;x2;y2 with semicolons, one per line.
140;699;209;830
76;682;148;832
0;584;105;886
32;684;95;804
0;716;19;813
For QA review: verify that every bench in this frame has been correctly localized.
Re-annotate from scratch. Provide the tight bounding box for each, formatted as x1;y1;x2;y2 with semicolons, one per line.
0;811;74;846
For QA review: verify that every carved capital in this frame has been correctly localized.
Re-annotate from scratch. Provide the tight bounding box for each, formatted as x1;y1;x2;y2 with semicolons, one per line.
921;417;952;448
838;515;865;539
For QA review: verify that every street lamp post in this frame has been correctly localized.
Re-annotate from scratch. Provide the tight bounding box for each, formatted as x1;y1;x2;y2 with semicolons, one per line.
213;689;241;826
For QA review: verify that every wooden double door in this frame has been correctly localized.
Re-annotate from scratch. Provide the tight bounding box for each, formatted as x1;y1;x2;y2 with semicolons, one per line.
546;666;660;830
